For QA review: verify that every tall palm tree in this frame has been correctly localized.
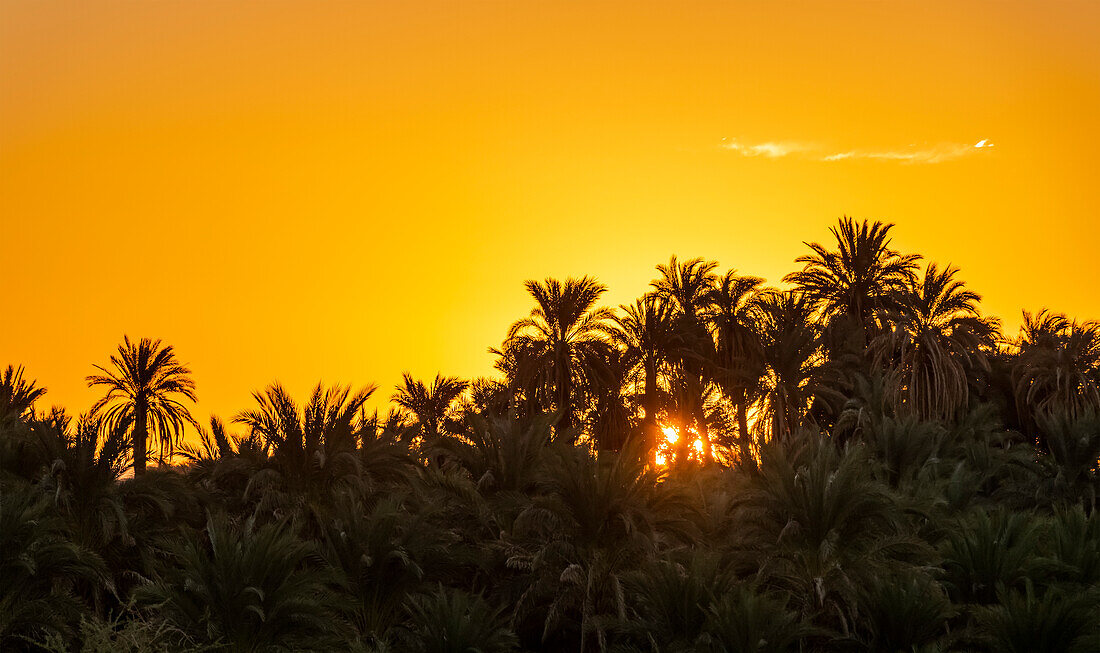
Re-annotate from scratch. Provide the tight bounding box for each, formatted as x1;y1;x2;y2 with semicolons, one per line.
784;217;920;343
652;256;719;460
0;365;46;425
756;292;829;440
498;276;615;438
589;346;635;453
704;270;765;463
612;294;679;457
392;373;468;442
1013;310;1100;426
872;263;1000;421
87;336;198;475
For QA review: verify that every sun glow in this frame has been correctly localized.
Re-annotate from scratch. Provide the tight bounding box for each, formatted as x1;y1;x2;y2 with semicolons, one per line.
654;423;705;467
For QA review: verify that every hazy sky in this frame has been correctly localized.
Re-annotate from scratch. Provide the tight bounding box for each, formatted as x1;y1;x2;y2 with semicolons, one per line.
3;1;1099;430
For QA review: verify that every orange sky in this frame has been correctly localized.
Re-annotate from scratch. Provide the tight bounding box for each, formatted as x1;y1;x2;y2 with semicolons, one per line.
3;1;1099;431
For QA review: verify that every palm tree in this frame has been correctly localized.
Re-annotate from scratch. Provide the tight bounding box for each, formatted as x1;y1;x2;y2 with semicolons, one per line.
436;412;556;495
234;382;374;517
137;513;344;651
784;217;920;343
756;292;829;440
938;509;1044;605
704;269;765;464
700;585;809;653
465;376;512;417
498;276;615;438
856;572;955;652
743;435;904;636
1012;310;1100;427
30;414;133;611
587;346;636;453
321;493;449;640
872;263;999;421
652;256;719;460
622;553;737;651
236;382;374;458
613;294;679;459
86;336;198;475
392;373;468;443
1034;410;1100;509
398;587;519;653
0;365;46;425
1;485;110;647
511;447;686;651
973;582;1099;653
1046;505;1100;587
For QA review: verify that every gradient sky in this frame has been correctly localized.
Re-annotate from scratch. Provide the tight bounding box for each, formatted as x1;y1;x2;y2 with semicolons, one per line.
3;1;1099;432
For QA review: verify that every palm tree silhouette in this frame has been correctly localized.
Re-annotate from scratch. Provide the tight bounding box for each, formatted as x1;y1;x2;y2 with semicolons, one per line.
392;373;468;442
0;365;46;425
704;269;766;463
589;345;635;453
1012;310;1100;429
499;277;615;439
756;292;828;440
613;294;679;457
785;217;920;343
652;256;719;460
234;382;374;507
87;336;198;475
873;263;999;421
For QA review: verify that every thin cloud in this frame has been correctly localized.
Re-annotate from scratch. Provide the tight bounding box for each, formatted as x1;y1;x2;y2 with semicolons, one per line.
720;137;995;164
822;140;996;164
720;138;809;158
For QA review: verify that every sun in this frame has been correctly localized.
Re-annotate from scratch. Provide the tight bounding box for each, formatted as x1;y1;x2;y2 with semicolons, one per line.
654;423;705;466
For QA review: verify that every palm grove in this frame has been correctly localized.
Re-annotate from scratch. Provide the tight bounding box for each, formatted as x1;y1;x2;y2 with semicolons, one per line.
2;218;1099;652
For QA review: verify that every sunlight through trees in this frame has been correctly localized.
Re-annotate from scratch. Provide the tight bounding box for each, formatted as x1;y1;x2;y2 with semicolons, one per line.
3;219;1099;652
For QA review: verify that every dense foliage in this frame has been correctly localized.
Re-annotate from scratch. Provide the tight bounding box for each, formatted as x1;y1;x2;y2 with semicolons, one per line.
2;218;1099;652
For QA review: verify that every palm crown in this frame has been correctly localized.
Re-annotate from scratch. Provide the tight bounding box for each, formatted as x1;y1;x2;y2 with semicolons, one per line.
498;276;615;438
86;336;198;475
873;263;1000;421
785;217;921;337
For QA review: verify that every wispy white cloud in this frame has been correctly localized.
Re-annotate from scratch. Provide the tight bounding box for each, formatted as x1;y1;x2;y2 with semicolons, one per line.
720;138;810;158
821;140;996;164
720;137;995;164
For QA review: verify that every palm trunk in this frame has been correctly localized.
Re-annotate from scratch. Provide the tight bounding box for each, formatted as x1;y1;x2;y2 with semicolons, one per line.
692;374;711;463
643;359;658;458
772;389;787;444
133;400;148;475
694;393;711;462
558;364;573;440
735;391;754;468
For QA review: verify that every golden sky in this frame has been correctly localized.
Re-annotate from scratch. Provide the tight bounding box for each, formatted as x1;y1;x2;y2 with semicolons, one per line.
3;1;1099;428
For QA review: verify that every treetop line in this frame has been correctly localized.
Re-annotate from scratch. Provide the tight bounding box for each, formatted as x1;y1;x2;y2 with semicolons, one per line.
2;216;1098;652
